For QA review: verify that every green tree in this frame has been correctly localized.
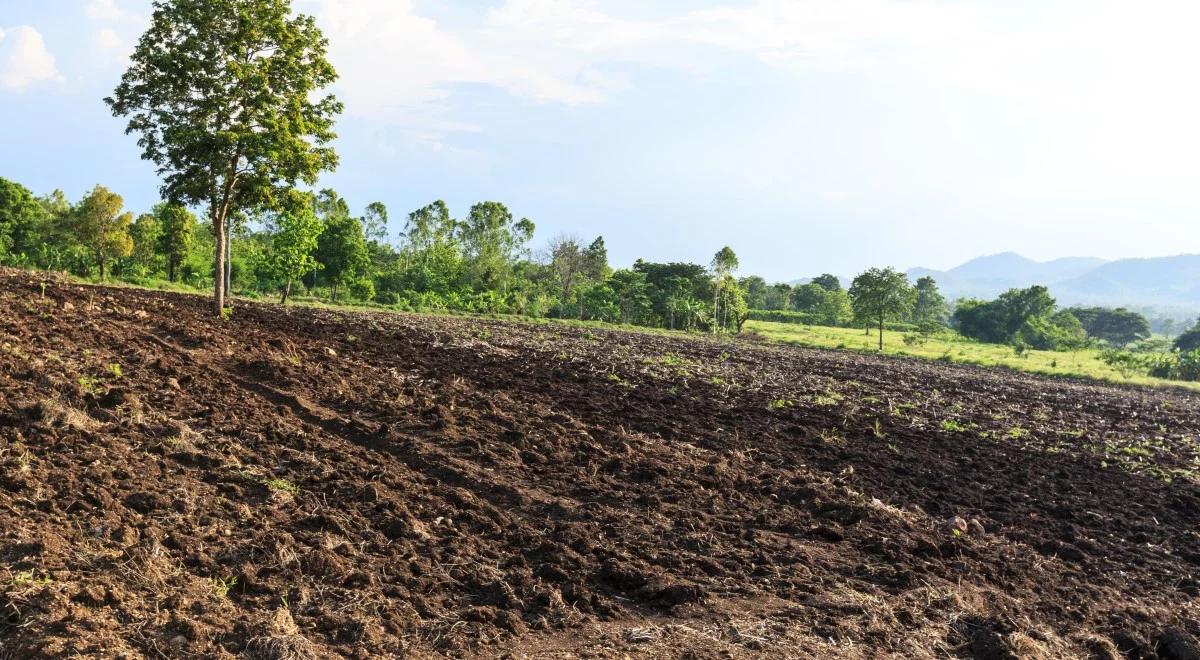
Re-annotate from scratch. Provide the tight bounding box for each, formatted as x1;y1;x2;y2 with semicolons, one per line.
717;275;749;332
106;0;341;315
814;288;852;326
790;283;826;312
33;190;73;271
953;298;1007;343
268;193;323;304
995;286;1056;339
811;273;841;292
739;275;768;309
577;281;619;322
849;267;915;350
156;203;197;282
546;235;589;303
396;200;462;294
1176;321;1200;353
1068;307;1151;346
1015;310;1090;351
69;186;134;281
314;191;373;301
710;246;739;331
583;236;610;281
912;276;949;328
609;269;651;324
0;177;49;262
633;260;710;329
764;282;792;311
361;202;389;243
458;201;534;292
128;212;163;276
954;286;1060;346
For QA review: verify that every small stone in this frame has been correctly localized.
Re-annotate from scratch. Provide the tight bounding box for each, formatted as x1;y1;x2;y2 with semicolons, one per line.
942;516;969;536
324;347;338;358
62;301;74;311
968;518;987;536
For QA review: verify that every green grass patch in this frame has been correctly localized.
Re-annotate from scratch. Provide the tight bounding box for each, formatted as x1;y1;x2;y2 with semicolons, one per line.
745;320;1200;391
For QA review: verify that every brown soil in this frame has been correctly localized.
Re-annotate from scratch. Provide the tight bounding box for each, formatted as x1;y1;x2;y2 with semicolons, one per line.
1;268;1199;659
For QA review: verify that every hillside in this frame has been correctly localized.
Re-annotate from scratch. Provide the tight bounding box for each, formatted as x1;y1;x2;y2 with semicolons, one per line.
908;252;1200;312
2;269;1200;658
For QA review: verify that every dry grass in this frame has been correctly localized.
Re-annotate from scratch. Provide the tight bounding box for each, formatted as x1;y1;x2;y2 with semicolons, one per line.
243;607;317;660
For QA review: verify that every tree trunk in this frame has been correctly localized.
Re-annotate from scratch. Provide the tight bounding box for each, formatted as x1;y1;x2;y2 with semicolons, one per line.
213;214;226;315
98;259;106;282
168;259;176;283
281;279;292;305
713;285;720;334
224;218;233;296
878;317;884;351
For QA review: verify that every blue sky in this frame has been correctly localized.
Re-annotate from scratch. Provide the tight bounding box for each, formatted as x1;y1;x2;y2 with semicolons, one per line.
2;0;1199;281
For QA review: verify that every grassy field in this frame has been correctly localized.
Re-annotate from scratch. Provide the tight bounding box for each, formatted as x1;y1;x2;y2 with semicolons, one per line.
745;319;1200;391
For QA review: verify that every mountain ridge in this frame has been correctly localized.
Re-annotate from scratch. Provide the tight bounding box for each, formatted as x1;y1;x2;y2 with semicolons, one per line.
903;252;1200;314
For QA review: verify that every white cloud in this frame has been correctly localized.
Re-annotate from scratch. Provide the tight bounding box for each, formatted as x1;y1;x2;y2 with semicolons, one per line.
85;0;143;24
304;0;991;124
0;26;61;92
672;0;982;69
94;28;128;60
84;0;146;69
307;0;624;124
66;0;1200;187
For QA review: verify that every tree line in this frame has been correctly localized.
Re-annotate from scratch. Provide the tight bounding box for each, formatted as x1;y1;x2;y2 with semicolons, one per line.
0;175;756;331
4;173;1199;380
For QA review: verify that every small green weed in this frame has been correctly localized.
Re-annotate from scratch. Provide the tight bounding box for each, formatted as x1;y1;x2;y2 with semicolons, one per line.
211;575;238;598
262;478;299;495
940;419;967;433
78;376;103;396
811;390;844;407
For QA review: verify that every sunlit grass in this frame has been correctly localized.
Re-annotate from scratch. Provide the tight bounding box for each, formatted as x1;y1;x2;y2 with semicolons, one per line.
745;320;1200;391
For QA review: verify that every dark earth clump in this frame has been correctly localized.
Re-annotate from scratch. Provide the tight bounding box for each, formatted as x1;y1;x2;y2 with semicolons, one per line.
0;267;1198;658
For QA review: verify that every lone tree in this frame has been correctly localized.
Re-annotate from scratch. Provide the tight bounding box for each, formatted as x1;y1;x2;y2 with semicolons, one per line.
106;0;341;315
849;267;915;350
70;185;134;281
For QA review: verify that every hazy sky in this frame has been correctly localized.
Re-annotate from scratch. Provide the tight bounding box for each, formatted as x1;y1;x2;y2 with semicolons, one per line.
2;0;1198;281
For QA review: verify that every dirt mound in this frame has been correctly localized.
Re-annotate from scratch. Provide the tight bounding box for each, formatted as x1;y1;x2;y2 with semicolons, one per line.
1;267;1199;658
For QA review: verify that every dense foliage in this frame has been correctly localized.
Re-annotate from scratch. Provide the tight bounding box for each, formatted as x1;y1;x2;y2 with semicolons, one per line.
953;286;1089;351
1068;307;1152;346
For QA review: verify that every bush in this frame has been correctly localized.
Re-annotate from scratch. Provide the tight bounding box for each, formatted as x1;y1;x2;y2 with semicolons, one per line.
1181;352;1200;381
1102;348;1200;382
1099;349;1149;378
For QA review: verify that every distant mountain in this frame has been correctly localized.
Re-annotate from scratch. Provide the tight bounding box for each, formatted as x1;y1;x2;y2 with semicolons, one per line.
906;252;1200;315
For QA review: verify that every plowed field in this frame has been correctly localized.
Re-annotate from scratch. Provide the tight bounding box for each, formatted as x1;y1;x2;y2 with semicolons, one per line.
2;268;1199;659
